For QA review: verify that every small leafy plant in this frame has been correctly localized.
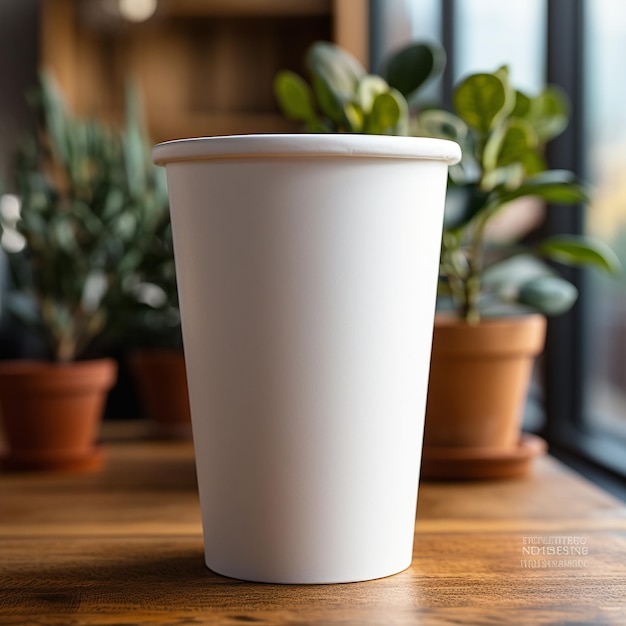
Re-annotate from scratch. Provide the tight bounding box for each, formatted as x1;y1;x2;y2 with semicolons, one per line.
274;42;621;323
416;67;621;322
1;74;169;362
274;41;444;135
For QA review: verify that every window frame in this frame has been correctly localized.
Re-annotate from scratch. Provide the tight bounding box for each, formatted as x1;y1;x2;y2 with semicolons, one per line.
542;0;626;486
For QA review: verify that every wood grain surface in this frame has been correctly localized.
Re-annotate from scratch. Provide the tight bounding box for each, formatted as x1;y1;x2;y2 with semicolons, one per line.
1;422;626;625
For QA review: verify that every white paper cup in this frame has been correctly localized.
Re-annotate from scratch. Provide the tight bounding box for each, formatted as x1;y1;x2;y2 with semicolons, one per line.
153;134;461;584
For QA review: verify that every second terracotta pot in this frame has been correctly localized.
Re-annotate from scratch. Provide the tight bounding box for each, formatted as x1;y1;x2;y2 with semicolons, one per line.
130;349;192;439
422;314;547;479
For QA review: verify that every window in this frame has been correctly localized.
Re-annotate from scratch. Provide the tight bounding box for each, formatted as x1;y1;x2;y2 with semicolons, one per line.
454;0;546;91
371;0;626;493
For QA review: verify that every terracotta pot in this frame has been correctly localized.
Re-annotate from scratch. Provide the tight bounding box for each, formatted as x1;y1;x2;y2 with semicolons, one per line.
129;350;192;439
422;314;547;480
0;359;117;472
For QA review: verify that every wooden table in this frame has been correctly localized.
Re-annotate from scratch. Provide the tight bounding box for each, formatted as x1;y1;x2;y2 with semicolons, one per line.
2;423;626;625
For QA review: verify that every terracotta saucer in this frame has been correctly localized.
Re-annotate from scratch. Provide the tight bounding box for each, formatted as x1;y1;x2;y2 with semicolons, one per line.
0;446;106;472
420;434;547;481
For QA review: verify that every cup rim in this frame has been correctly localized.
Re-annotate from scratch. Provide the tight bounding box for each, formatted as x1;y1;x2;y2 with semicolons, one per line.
153;133;462;166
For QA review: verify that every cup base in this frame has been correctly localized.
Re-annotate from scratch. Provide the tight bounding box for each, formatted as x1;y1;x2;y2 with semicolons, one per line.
204;556;413;585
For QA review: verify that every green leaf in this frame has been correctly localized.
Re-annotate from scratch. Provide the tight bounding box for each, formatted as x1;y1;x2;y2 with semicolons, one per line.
122;83;149;199
538;235;622;274
483;118;538;171
71;201;102;237
524;170;578;185
482;255;578;315
512;90;531;117
273;71;316;122
102;188;125;221
343;102;364;132
453;73;513;134
369;90;404;132
519;150;546;177
310;73;343;123
39;72;70;165
383;42;446;101
496;170;589;205
113;212;137;241
50;217;77;253
118;249;144;273
81;270;108;312
481;163;526;191
415;109;468;143
306;41;365;102
494;65;510;82
125;133;147;196
356;74;389;112
527;86;570;143
518;275;578;315
483;254;551;290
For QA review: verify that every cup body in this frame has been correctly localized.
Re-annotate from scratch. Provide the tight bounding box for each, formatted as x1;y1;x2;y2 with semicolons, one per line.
154;134;460;584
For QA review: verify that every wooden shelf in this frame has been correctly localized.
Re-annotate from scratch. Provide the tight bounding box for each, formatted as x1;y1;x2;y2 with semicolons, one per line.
159;0;333;18
40;0;369;142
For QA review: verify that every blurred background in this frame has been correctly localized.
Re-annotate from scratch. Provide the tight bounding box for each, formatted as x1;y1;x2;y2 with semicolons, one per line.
0;0;624;492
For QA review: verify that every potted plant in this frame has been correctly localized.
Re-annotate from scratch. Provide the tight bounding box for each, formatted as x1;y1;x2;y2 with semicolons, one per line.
127;214;192;439
414;68;620;479
0;75;168;471
274;42;620;479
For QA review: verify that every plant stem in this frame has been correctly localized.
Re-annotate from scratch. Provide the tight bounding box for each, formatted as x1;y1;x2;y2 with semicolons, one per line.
440;234;468;311
462;209;491;324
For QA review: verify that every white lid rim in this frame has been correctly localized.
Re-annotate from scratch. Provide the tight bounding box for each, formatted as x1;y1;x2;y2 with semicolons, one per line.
153;134;462;166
